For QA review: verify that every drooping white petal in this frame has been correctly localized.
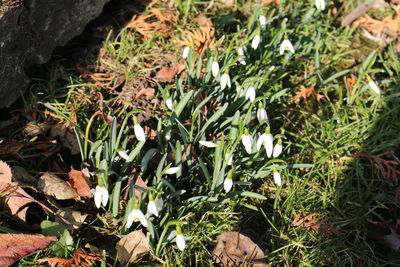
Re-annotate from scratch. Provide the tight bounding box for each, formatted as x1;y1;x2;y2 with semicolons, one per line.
237;47;246;65
265;134;273;158
155;198;164;213
176;234;186;251
224;177;233;192
134;124;146;142
220;73;231;90
127;209;148;228
256;133;268;151
252;34;261;49
368;80;380;94
237;47;245;56
147;200;159;217
182;46;190;59
259;15;267;30
315;0;325;10
273;171;282;186
280;39;295;55
199;140;217;148
245;87;256;102
101;187;109;207
94;185;102;209
257;108;268;123
225;153;233;165
241;134;253;154
239;58;247;65
166;167;180;175
273;144;283;158
166;98;173;110
212;61;220;77
118;151;130;161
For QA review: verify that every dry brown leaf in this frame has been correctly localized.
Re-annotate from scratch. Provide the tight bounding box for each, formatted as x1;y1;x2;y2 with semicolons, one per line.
68;166;93;198
212;231;268;267
38;248;103;267
37;173;79;200
174;24;217;55
135;87;155;99
292;213;340;235
292;85;325;104
0;233;57;266
116;230;150;266
56;208;89;230
134;176;148;202
50;124;80;155
156;66;179;82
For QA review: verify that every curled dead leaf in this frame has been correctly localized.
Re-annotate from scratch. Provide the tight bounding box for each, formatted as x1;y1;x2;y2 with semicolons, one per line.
38;173;79;200
56;208;89;230
68;166;93;198
50;124;80;155
116;230;150;266
212;231;268;267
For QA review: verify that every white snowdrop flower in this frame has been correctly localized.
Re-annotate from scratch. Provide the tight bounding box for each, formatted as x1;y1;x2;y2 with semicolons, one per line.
224;175;233;193
176;226;186;251
245;86;256;102
273;138;283;158
236;83;245;97
257;102;268;123
127;207;148;228
368;80;380;94
273;169;282;186
252;34;261;49
166;98;173;110
182;46;190;59
118;151;130;161
94;185;109;209
220;72;231;90
212;61;220;77
256;127;273;157
165;130;171;141
225;152;233;166
199;140;218;148
279;39;295;55
133;117;146;142
241;130;254;154
147;195;164;217
259;15;267;30
166;167;180;175
237;47;246;65
238;47;245;56
315;0;325;10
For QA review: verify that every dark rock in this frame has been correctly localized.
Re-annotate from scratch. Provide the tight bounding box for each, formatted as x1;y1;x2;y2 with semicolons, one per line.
0;0;111;108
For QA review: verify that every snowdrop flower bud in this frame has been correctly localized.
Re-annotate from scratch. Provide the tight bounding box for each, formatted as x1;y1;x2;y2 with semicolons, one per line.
368;79;380;94
166;166;180;175
245;85;256;102
127;201;148;228
259;15;267;30
176;225;186;251
94;185;109;209
280;39;295;55
252;32;261;49
273;138;283;158
237;47;246;65
118;150;130;161
147;194;164;217
257;102;268;123
273;168;282;186
212;60;220;77
315;0;325;10
224;171;234;193
182;46;190;59
236;82;244;97
257;127;273;157
241;129;253;154
225;151;233;166
165;97;173;110
133;116;146;142
220;72;231;90
199;140;218;148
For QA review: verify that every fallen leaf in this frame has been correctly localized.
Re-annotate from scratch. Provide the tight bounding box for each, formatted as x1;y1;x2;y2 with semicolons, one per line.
55;208;89;230
134;176;148;202
155;66;179;82
22;121;49;137
0;160;12;185
50;124;80;155
68;166;93;198
291;85;325;104
37;173;79;200
38;248;102;267
0;233;57;266
135;87;155;99
292;213;340;235
174;25;217;55
116;230;150;266
212;231;268;267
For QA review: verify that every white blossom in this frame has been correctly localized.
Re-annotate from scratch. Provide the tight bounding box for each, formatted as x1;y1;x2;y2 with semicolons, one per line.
134;123;146;142
166;167;180;175
118;151;130;161
94;185;109;209
279;39;295;55
257;129;273;157
368;80;380;94
224;177;233;193
273;139;283;158
220;72;231;90
257;103;268;123
273;170;282;186
242;132;254;154
245;86;256;102
199;140;218;148
259;15;267;30
182;46;190;59
176;226;186;251
237;47;246;65
225;153;233;166
166;98;173;110
147;197;163;217
212;61;220;77
252;34;261;49
315;0;325;10
127;208;148;228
